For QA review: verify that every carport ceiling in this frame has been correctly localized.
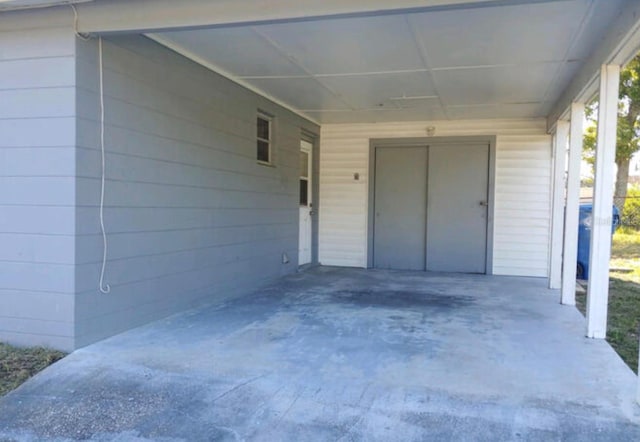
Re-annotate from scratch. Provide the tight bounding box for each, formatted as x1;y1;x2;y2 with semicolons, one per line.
153;0;626;124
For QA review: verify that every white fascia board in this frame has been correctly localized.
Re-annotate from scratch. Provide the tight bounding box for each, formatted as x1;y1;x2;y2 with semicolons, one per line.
0;0;91;11
547;0;640;133
75;0;529;34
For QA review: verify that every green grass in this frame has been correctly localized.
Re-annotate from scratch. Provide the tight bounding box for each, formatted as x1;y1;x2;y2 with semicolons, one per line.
0;342;66;397
576;229;640;373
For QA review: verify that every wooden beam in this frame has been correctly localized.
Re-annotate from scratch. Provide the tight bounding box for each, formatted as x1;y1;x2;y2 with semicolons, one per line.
549;120;568;289
586;65;620;339
561;103;584;305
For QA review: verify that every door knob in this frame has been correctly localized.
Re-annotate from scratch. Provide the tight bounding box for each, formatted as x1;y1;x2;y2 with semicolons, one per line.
479;201;488;207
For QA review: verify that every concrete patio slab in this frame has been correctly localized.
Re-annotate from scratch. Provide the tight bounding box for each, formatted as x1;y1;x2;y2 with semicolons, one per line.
0;267;639;441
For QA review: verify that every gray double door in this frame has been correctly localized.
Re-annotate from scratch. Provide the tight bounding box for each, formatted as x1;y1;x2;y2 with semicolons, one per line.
373;143;489;273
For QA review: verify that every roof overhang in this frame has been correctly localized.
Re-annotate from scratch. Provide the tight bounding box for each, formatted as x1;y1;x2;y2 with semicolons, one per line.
546;0;640;131
4;0;640;130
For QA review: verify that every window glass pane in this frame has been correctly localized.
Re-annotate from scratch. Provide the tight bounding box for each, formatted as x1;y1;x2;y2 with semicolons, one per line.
257;116;270;140
299;179;308;206
300;151;309;178
301;139;313;151
257;140;270;162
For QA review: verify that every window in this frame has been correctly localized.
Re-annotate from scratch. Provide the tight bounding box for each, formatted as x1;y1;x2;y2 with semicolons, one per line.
257;113;272;163
299;146;310;206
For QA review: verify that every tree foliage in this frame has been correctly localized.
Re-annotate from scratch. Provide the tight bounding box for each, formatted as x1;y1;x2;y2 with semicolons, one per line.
623;185;640;230
583;55;640;215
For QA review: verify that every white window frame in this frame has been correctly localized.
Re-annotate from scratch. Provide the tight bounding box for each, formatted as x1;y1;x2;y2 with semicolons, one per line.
257;112;273;165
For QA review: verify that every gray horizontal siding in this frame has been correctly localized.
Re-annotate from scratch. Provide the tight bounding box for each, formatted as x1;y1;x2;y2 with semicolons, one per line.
74;35;318;347
0;17;77;351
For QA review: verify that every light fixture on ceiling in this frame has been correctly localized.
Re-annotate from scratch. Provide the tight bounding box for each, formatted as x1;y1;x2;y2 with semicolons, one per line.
389;94;439;110
389;94;439;101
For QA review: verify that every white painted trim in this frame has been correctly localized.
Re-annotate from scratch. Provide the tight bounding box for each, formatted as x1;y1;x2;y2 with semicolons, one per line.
561;103;584;305
0;0;90;12
549;120;568;289
75;0;501;34
145;33;320;126
637;347;640;405
548;0;640;131
586;64;620;339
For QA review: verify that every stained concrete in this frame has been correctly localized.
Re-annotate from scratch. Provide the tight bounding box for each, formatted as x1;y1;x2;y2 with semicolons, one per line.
1;267;639;441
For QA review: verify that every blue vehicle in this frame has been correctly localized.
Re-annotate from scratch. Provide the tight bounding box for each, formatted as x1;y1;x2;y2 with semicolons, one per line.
576;204;620;280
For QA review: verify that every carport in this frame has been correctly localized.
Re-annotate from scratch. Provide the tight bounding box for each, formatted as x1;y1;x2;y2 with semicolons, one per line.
2;0;640;429
0;268;638;440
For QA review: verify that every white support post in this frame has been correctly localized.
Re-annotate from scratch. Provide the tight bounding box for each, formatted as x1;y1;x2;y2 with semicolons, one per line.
637;346;640;404
549;121;569;289
586;64;620;339
561;103;585;305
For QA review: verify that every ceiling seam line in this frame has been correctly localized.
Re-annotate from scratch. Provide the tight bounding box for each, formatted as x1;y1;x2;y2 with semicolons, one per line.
249;26;358;111
405;14;450;119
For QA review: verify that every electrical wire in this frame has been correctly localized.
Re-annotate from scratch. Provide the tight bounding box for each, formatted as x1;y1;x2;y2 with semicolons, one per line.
98;36;111;294
70;4;91;41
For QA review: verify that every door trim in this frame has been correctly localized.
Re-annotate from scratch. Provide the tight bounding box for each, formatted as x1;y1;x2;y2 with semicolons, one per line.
367;136;497;274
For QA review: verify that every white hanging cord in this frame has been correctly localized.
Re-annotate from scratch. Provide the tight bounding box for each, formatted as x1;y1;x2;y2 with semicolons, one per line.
70;4;108;293
98;36;111;294
70;4;91;41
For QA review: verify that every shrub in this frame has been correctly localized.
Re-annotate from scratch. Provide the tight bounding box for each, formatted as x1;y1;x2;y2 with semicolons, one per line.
621;185;640;230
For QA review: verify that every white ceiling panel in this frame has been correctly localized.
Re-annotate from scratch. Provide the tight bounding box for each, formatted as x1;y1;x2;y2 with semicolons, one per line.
567;0;627;61
256;15;424;75
153;0;628;124
433;63;559;106
247;77;351;111
162;28;307;77
541;60;582;103
410;1;590;68
445;102;547;119
317;71;438;109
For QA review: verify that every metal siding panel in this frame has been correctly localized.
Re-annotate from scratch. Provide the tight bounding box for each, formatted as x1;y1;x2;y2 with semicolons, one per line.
0;88;75;119
0;57;76;89
73;35;318;346
0;23;77;350
494;135;551;277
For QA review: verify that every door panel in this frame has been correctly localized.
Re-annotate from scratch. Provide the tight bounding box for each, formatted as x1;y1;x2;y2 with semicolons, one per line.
426;143;489;273
299;140;312;265
373;146;427;270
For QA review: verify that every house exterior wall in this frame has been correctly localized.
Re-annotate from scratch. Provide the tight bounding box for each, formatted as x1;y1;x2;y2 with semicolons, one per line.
319;120;552;278
72;35;318;347
0;9;318;350
0;11;78;350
